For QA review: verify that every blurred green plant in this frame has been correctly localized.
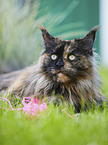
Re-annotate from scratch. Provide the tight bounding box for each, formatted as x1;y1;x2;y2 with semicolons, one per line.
0;0;86;73
0;0;40;72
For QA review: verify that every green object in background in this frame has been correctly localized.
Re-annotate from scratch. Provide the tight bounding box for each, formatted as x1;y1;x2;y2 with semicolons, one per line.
39;0;99;54
71;0;99;54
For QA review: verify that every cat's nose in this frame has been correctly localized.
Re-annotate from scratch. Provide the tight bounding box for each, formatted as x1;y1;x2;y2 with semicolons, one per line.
56;60;64;68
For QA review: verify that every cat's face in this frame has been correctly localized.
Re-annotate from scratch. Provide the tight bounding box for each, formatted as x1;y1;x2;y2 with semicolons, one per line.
40;26;99;84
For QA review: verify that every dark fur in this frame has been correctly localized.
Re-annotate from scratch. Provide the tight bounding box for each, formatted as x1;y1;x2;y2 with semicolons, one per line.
0;26;106;112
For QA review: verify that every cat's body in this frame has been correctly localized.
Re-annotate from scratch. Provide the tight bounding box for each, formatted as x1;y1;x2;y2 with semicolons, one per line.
0;26;106;112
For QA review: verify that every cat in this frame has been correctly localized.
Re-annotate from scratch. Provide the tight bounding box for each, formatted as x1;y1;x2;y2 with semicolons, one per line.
0;25;106;112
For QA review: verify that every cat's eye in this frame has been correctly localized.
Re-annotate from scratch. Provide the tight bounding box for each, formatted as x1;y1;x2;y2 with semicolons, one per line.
68;55;75;61
51;54;57;60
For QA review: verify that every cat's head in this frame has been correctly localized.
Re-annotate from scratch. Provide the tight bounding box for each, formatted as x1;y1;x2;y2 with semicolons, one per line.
40;25;99;84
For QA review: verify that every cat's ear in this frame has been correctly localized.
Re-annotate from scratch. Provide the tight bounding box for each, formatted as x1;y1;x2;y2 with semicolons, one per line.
84;25;100;42
80;26;100;55
75;26;100;55
39;25;55;48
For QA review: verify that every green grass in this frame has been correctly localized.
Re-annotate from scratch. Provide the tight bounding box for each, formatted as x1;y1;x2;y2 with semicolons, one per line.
0;68;108;145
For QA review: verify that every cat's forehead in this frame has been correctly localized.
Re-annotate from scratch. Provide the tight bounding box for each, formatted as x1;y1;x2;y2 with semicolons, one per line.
64;39;76;51
55;38;77;52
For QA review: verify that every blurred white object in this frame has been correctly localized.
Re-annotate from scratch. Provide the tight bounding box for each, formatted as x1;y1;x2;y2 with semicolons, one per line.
100;0;108;66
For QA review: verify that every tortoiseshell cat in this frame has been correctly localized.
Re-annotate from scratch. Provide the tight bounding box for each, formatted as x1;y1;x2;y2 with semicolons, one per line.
0;26;106;112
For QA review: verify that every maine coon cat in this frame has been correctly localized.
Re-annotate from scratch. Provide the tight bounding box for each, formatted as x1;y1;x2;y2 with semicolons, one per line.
0;26;105;112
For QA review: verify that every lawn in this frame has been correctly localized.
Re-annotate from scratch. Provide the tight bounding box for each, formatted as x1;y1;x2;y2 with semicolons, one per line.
0;68;108;145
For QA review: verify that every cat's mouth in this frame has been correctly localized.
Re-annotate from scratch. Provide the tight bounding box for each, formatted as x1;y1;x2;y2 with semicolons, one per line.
51;69;61;74
51;69;70;83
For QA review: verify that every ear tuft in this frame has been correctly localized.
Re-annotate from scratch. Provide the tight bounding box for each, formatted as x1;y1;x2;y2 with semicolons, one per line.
85;25;100;42
38;25;50;37
38;25;48;32
90;25;100;32
38;25;55;43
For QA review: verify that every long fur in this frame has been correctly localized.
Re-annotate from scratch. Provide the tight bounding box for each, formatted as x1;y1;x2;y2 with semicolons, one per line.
0;55;105;112
0;26;107;112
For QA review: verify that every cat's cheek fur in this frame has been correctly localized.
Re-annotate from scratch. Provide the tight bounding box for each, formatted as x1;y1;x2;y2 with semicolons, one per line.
77;56;92;69
41;54;50;64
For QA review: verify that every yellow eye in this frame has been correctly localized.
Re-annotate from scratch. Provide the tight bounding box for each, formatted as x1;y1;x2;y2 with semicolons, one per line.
51;54;57;60
69;55;75;61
